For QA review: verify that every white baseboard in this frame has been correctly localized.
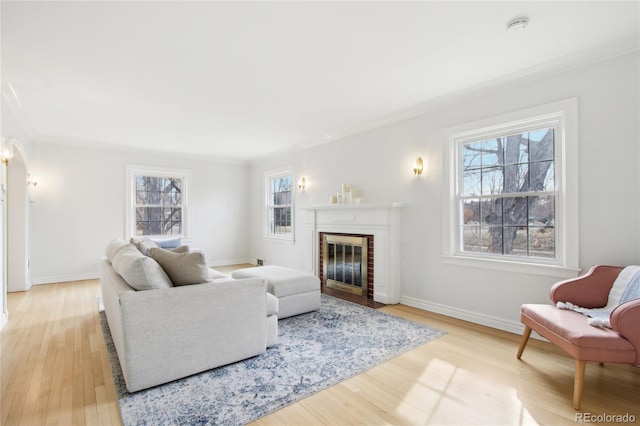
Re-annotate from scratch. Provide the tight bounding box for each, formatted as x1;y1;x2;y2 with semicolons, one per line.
32;272;99;285
400;295;527;336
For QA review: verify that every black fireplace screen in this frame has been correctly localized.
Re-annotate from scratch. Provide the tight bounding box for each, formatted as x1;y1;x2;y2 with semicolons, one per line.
323;235;368;296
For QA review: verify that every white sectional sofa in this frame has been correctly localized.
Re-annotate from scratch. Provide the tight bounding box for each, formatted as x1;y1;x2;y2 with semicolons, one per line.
100;238;278;392
232;265;321;319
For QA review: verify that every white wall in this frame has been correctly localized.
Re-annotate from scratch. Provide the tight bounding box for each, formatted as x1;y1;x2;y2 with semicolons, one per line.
248;52;640;333
7;147;30;292
28;143;250;284
0;161;6;329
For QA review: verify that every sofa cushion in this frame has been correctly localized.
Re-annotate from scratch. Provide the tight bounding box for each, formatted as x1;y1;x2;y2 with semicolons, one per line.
209;268;227;280
149;248;212;286
111;244;173;290
232;265;320;297
105;238;129;262
266;293;279;316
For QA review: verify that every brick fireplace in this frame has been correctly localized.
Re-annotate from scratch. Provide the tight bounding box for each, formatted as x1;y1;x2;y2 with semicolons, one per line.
303;203;404;304
319;232;374;299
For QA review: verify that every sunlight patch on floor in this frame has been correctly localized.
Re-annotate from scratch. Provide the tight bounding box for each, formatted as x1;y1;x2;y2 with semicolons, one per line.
395;358;538;425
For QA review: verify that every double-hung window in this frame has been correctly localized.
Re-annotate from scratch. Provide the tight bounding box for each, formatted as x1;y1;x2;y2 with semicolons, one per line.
266;169;293;240
126;165;191;239
443;99;579;277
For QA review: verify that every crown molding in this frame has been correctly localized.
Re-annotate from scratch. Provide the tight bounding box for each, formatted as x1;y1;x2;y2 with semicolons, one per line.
28;135;250;165
290;34;640;156
7;33;638;166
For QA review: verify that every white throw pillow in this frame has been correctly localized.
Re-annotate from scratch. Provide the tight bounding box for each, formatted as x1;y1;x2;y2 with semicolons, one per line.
111;244;173;290
131;236;190;256
136;239;159;256
149;248;212;286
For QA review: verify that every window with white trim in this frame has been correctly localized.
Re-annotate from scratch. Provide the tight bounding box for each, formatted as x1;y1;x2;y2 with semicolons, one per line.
126;165;191;239
460;126;555;258
265;169;293;240
443;99;579;276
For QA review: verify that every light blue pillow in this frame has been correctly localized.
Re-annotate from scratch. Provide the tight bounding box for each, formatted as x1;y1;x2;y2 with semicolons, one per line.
152;237;181;249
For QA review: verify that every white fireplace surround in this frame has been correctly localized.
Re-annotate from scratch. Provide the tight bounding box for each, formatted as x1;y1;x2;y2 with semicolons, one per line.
303;203;404;304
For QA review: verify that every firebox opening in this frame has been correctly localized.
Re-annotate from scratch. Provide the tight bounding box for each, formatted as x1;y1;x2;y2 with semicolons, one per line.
321;234;371;297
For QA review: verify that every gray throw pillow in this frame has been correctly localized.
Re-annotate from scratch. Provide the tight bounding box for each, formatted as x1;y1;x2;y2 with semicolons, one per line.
111;244;173;290
169;245;190;254
149;248;212;286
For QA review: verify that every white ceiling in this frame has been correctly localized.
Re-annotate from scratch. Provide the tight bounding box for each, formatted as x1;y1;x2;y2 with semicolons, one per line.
2;1;639;162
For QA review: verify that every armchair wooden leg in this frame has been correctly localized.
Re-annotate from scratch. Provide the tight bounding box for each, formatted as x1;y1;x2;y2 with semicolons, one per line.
517;326;532;359
573;360;586;410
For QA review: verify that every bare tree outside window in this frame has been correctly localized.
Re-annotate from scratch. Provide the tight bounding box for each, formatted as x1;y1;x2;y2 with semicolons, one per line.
461;128;555;259
135;176;183;236
268;174;293;237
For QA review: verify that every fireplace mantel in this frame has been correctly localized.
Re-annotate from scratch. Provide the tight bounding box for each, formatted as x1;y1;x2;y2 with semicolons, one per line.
302;203;404;304
303;202;405;211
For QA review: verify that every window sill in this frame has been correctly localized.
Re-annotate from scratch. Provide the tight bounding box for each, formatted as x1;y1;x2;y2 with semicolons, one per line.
441;254;581;279
264;235;295;245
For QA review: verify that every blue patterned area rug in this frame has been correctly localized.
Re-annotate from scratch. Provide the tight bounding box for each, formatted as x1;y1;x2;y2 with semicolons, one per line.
100;294;446;425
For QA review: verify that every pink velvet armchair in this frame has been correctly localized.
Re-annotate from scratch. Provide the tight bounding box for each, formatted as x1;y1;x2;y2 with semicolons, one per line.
517;265;640;409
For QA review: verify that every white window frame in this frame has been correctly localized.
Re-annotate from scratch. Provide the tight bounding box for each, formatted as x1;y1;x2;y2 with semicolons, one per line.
265;167;295;242
125;164;192;240
442;99;579;278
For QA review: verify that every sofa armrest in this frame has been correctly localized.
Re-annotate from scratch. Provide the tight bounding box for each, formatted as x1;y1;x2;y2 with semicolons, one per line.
610;298;640;364
550;265;623;307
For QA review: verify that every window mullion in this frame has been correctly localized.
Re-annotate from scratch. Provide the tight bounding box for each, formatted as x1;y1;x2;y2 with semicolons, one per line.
459;190;556;200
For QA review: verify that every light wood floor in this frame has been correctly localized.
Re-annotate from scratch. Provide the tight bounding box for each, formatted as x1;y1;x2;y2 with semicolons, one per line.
2;278;639;426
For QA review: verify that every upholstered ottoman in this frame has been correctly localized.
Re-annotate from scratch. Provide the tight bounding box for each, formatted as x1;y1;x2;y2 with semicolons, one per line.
232;266;320;319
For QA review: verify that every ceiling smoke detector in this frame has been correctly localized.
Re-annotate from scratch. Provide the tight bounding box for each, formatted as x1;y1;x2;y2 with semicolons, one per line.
507;17;529;33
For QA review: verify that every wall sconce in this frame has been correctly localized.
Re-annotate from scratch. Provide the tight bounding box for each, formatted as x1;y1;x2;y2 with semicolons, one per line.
1;137;15;164
412;157;424;176
298;176;307;191
27;173;38;188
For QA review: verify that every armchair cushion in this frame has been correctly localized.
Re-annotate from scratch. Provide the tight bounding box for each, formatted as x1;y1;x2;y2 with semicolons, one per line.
521;304;637;363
